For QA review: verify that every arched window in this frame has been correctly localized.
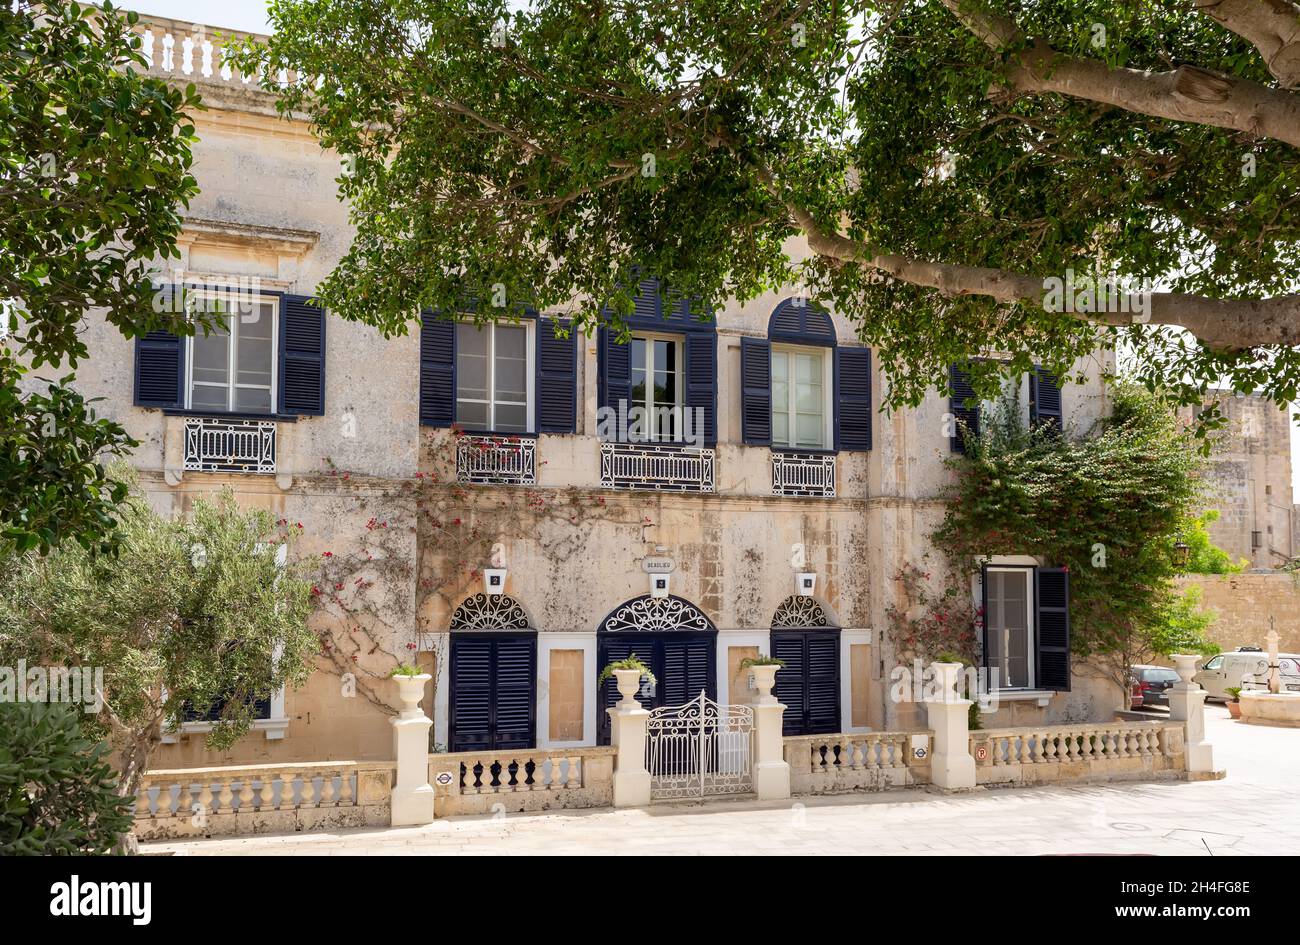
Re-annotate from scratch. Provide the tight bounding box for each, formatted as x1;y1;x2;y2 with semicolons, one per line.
448;594;536;752
596;594;717;743
449;593;532;631
769;595;841;736
741;298;872;452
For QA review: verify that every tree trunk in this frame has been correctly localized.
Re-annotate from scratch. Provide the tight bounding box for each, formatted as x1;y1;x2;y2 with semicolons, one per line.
112;730;159;856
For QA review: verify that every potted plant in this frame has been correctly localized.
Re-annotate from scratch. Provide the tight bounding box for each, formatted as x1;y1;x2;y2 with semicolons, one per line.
599;655;655;707
740;655;785;703
1225;687;1243;719
390;663;432;718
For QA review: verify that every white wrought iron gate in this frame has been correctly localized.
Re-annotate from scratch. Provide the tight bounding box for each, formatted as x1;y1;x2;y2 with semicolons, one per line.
645;692;753;799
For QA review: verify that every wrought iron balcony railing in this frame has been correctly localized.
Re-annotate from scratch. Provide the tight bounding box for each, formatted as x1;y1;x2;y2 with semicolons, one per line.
183;417;277;474
771;451;836;497
456;435;537;485
600;442;715;493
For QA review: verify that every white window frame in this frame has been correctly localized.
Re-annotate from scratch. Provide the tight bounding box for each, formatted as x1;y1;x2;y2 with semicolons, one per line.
455;320;535;434
630;330;686;443
770;343;833;451
184;292;279;415
982;563;1036;691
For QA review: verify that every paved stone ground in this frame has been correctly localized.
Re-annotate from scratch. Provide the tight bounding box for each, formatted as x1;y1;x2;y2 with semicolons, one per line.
145;706;1299;856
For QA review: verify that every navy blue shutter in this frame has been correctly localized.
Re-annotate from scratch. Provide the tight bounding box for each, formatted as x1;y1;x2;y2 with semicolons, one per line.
740;337;772;445
771;634;806;736
1030;366;1063;430
278;295;326;415
597;327;631;419
806;634;841;733
492;636;537;749
449;636;536;752
449;637;493;752
835;347;873;451
684;332;716;446
660;637;714;705
536;318;577;433
134;330;183;408
949;365;979;454
419;311;456;427
1035;567;1071;692
773;632;841;735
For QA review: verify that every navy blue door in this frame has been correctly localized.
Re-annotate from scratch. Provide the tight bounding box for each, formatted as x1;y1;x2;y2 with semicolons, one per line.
771;630;841;736
596;633;716;745
449;633;537;752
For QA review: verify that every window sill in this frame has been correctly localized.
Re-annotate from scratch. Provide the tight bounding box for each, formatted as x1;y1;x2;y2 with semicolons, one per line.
160;716;290;744
163;408;299;423
979;689;1056;709
770;445;838;456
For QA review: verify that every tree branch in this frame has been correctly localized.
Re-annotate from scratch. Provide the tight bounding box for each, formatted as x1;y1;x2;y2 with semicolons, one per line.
1194;0;1300;88
750;159;1300;350
943;0;1300;148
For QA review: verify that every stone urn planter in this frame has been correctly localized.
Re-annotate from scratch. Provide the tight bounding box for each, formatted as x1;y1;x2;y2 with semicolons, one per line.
613;668;643;708
393;673;432;719
748;663;780;705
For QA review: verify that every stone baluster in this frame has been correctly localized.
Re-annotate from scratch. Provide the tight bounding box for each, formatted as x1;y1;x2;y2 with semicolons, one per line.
136;786;153;819
237;778;254;813
197;782;215;818
566;756;582;789
319;774;336;807
338;771;355;807
258;777;274;810
217;778;234;813
279;773;297;810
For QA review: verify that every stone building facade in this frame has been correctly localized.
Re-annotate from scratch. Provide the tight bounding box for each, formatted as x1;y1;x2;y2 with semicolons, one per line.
60;16;1119;769
1186;391;1298;569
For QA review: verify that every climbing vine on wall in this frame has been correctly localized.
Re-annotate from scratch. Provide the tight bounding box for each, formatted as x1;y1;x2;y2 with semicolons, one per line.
932;382;1218;698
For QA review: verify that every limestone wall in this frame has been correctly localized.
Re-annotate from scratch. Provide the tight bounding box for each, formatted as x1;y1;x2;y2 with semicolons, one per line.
1177;573;1300;655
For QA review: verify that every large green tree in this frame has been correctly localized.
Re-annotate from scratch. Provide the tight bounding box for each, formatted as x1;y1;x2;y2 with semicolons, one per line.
1;1;201;553
0;484;317;817
241;0;1300;421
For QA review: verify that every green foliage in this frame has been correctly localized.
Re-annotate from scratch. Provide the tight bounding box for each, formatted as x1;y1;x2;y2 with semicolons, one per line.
1;1;201;552
936;383;1213;679
598;655;656;686
0;702;134;855
0;481;318;761
1181;511;1247;574
1149;586;1220;658
739;655;785;668
390;663;423;677
1225;686;1242;702
240;1;1300;424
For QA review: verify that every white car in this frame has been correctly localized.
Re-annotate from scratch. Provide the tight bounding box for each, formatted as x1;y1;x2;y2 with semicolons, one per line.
1193;649;1300;701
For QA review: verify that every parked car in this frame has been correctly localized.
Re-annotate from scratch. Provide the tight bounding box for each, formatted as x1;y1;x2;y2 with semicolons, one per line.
1131;665;1181;707
1193;649;1300;702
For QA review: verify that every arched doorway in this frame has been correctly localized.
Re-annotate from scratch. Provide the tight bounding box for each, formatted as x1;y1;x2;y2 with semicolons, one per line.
596;594;717;744
448;593;537;752
770;595;841;736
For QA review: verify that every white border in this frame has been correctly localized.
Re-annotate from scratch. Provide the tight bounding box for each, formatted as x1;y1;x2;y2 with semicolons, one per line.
840;628;872;733
537;632;598;748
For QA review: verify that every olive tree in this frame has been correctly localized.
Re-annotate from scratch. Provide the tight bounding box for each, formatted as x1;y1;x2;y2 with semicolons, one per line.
0;484;318;811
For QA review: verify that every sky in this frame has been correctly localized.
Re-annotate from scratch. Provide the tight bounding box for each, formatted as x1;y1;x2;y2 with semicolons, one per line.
134;0;274;33
129;2;1300;502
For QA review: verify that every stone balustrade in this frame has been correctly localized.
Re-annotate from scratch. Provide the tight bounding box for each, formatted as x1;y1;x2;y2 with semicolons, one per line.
135;761;393;840
784;732;928;795
429;747;616;816
970;721;1185;785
